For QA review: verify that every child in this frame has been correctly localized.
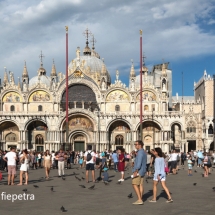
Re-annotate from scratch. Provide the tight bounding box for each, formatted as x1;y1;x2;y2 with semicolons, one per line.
79;157;83;169
102;167;109;183
188;157;193;176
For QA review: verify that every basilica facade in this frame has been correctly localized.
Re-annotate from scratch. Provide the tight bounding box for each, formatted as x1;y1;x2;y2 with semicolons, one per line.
0;38;214;153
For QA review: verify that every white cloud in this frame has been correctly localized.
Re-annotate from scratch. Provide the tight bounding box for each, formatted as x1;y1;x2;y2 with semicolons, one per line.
0;0;215;85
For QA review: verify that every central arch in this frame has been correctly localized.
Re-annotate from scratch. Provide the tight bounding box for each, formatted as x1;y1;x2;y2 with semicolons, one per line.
62;114;95;150
137;121;161;151
108;120;131;152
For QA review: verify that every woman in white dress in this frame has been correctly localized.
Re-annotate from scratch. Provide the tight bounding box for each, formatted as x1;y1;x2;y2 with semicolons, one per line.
17;149;29;185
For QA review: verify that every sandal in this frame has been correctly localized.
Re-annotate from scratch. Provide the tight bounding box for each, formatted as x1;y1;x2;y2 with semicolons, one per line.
149;199;156;203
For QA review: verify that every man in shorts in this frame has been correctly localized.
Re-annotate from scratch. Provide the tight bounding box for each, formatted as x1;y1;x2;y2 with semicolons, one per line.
4;147;17;185
84;145;96;183
132;140;147;205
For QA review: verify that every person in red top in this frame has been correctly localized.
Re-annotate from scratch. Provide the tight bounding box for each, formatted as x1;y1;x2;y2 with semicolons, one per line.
117;148;125;182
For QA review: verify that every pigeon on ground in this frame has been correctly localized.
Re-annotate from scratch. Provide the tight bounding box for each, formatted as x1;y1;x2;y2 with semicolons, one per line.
79;185;86;188
51;186;54;192
60;206;67;212
194;170;197;173
76;168;79;170
22;189;27;192
33;185;39;188
127;193;133;198
62;177;66;180
88;185;95;190
117;181;121;185
104;182;109;185
82;177;85;180
193;183;197;186
82;172;84;174
73;172;76;175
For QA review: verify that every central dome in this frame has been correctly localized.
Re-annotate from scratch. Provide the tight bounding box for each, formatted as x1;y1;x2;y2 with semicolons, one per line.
69;55;111;83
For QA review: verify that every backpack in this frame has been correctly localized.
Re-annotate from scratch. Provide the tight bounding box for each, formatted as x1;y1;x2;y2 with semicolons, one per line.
86;151;92;161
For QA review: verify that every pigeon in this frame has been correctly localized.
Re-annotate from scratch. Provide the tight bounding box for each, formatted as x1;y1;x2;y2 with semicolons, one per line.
79;185;86;188
62;177;66;180
22;189;27;192
76;168;79;170
194;170;197;173
82;177;85;180
60;206;67;212
51;186;54;192
88;185;95;190
73;172;76;175
33;185;39;188
117;181;121;185
127;193;133;198
212;187;215;190
82;172;85;174
193;183;197;186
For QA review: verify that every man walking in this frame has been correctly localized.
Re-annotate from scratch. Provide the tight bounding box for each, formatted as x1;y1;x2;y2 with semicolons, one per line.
132;140;147;205
84;145;96;183
4;147;17;185
112;150;119;172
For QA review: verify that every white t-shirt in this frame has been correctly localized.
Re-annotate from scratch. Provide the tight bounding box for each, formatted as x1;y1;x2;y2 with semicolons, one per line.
84;150;95;164
171;153;178;161
5;151;16;166
38;154;41;159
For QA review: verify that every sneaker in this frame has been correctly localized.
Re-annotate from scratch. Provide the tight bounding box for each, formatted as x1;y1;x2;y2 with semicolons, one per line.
132;200;143;205
166;199;173;203
149;199;156;203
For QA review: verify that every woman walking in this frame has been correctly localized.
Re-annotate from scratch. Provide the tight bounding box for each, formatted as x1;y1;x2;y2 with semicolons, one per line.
43;150;52;179
117;148;125;182
203;152;209;177
17;149;29;185
149;147;173;203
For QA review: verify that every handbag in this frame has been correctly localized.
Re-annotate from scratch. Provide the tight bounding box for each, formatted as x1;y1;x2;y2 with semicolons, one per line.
165;167;169;173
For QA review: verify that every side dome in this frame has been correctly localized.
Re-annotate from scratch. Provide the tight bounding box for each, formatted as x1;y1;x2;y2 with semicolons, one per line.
29;75;51;87
69;55;111;83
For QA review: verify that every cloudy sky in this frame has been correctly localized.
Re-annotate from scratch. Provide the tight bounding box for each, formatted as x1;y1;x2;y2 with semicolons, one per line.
1;0;215;96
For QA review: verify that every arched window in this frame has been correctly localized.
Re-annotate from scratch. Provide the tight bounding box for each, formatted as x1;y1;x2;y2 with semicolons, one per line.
186;121;196;133
115;135;124;145
35;134;44;145
10;105;15;112
38;105;43;112
144;105;149;111
6;133;16;142
115;105;120;112
208;124;213;134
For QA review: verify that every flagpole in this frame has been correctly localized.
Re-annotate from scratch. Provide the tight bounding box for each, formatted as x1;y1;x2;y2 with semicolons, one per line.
140;30;143;141
65;26;69;150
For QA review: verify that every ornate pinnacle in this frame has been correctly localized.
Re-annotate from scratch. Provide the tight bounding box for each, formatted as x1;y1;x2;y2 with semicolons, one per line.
90;34;97;50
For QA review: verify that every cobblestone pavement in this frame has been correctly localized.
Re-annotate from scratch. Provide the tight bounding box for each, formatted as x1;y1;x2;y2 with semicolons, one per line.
0;164;215;215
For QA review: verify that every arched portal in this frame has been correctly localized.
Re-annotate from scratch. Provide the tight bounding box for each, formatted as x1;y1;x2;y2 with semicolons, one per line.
138;121;161;151
0;121;19;150
62;114;94;150
27;121;48;150
171;123;182;150
61;84;98;111
108;120;131;152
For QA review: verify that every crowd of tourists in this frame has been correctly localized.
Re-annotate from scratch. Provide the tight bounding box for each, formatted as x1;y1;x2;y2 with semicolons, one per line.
0;144;214;205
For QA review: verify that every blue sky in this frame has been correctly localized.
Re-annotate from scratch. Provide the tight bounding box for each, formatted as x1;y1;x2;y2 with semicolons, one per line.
0;0;215;96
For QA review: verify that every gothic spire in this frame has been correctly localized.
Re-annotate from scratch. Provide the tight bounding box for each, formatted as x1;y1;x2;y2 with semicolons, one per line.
17;77;21;90
130;59;135;77
22;60;29;78
101;58;106;75
3;67;8;85
51;59;57;77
